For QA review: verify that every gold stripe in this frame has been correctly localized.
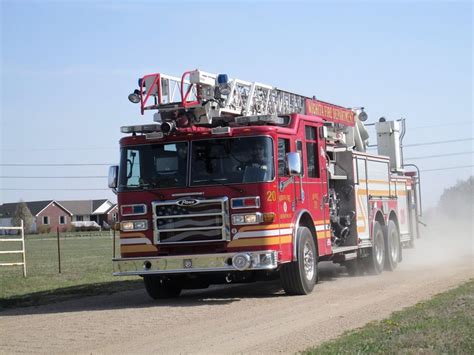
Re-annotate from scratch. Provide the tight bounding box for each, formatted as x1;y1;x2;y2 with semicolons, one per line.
357;189;390;196
359;179;389;184
318;230;331;239
120;232;146;238
120;245;158;253
228;235;292;248
358;188;407;197
357;226;366;233
239;223;291;232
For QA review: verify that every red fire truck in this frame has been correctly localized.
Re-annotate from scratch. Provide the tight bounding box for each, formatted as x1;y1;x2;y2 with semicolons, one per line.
108;70;421;299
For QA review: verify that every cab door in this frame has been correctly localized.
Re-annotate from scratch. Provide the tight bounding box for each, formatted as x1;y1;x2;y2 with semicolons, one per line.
302;124;331;256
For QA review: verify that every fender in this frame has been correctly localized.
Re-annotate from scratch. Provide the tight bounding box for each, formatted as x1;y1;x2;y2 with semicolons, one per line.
291;209;317;261
370;208;386;241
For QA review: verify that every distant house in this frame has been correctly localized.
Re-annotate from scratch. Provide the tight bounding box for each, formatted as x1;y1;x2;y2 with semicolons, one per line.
0;199;117;233
58;199;117;228
0;200;73;233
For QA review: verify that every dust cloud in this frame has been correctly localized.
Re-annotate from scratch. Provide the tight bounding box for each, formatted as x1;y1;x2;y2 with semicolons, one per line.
401;214;473;270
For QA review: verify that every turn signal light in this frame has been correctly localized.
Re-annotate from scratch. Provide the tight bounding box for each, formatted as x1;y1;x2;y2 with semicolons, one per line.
263;212;275;223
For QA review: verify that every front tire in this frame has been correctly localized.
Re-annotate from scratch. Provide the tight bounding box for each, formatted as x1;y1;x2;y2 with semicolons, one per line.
365;221;385;275
281;227;318;295
144;276;182;299
384;220;400;271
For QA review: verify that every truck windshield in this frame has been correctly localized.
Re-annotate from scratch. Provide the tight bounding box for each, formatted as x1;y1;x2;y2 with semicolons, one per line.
191;136;274;185
119;142;188;190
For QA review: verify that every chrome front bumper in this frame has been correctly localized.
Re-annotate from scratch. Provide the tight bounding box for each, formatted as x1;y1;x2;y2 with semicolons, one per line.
113;250;279;276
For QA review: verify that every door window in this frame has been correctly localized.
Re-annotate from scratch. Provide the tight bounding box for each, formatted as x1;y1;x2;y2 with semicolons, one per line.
305;126;319;178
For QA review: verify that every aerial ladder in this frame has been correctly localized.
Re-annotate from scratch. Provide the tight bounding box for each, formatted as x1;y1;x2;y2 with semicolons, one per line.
127;69;371;182
130;69;327;125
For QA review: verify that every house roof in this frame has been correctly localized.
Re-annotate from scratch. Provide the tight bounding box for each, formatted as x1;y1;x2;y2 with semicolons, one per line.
58;200;94;215
0;199;116;218
58;199;115;215
92;199;108;211
0;200;72;217
106;204;118;214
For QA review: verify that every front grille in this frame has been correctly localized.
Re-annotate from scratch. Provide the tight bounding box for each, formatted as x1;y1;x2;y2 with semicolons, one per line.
152;197;229;244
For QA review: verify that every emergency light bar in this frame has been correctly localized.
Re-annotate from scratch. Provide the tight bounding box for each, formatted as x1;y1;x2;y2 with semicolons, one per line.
121;124;161;134
231;196;261;209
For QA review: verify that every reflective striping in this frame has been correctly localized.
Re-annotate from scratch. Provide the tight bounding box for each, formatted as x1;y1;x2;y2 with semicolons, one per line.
121;245;158;253
356;188;368;234
239;223;290;232
120;238;152;245
357;189;389;196
228;235;292;248
360;179;389;184
234;228;293;239
318;230;331;239
119;232;146;238
315;224;330;231
357;226;366;233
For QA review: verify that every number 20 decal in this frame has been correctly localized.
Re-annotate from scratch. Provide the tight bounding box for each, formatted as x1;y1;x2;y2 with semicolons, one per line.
266;191;276;202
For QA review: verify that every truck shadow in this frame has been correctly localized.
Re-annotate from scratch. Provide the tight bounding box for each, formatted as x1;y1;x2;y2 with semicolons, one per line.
0;262;347;317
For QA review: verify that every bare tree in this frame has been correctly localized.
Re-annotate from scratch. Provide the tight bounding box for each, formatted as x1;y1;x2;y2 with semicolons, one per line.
12;201;34;234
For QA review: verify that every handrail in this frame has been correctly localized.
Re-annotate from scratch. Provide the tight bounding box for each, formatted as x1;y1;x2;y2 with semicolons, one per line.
139;73;161;115
180;71;200;108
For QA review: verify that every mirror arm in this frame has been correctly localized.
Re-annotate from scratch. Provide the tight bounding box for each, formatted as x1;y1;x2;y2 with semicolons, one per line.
279;176;295;192
299;176;305;202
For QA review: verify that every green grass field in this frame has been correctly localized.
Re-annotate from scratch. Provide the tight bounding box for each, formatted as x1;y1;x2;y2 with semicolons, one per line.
0;231;140;309
302;280;474;354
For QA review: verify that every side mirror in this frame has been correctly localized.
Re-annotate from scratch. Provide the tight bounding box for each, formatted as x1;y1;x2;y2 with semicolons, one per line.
108;165;119;189
286;152;302;176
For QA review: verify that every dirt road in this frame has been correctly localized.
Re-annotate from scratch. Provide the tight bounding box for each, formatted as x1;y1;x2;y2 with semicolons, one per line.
1;234;473;354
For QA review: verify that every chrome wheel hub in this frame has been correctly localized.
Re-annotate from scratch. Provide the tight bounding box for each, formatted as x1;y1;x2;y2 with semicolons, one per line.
375;232;384;265
390;230;399;261
303;241;315;280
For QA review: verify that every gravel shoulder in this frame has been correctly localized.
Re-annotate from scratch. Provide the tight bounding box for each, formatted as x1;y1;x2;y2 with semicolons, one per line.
1;232;473;354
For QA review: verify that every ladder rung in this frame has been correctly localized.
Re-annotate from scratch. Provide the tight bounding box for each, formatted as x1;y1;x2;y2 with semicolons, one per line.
0;262;25;266
0;239;24;242
0;250;24;254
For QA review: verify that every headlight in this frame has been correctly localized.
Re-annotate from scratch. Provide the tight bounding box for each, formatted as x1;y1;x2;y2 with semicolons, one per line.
231;213;263;225
121;220;148;231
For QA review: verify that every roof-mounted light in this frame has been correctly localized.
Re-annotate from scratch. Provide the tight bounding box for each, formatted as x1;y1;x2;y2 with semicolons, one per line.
211;126;232;135
120;123;161;134
160;121;176;134
146;132;164;140
217;74;228;85
235;114;285;125
128;89;141;104
231;196;260;209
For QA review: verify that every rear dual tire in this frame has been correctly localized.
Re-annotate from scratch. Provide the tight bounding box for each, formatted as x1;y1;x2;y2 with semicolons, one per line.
384;220;400;271
365;221;385;275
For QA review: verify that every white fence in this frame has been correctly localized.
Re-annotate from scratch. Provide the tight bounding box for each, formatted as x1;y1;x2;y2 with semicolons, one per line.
0;219;27;277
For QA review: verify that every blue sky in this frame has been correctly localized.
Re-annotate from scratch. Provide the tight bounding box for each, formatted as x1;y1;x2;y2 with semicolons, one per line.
1;0;472;208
